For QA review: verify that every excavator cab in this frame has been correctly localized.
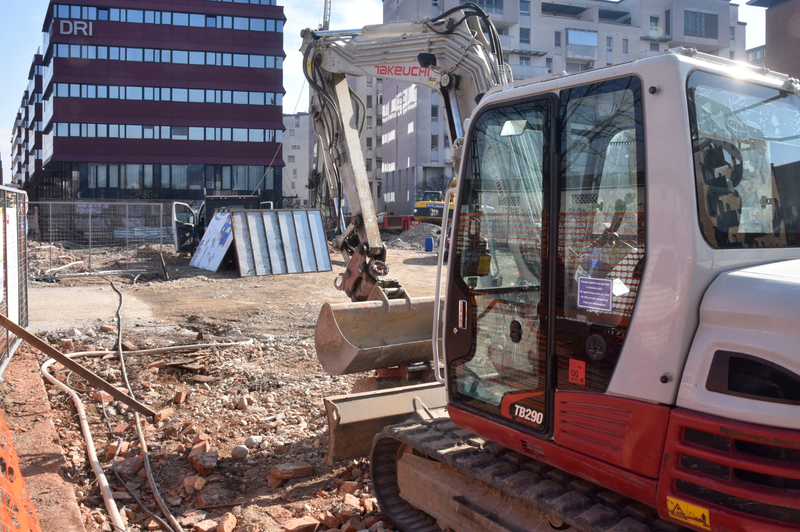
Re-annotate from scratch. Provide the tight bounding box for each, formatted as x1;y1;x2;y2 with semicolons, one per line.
445;77;645;435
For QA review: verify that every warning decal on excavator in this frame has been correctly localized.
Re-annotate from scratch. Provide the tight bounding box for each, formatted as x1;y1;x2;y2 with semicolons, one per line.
666;497;711;530
569;359;585;385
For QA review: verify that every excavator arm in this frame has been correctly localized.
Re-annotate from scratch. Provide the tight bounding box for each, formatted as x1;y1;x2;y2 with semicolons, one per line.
301;4;509;302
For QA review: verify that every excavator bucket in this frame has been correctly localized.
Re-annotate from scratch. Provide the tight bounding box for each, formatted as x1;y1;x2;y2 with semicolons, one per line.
315;295;440;375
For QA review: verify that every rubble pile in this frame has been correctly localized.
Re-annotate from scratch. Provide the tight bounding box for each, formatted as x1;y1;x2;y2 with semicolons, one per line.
36;318;389;531
384;223;440;251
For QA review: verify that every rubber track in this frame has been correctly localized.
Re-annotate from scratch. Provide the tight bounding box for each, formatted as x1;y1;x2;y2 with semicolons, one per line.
371;415;691;532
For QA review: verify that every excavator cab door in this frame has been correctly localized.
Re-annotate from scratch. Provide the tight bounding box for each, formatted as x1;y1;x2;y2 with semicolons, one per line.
445;96;556;434
444;77;646;438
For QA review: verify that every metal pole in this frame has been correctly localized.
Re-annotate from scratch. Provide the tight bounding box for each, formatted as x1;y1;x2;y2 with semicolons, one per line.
88;206;93;271
159;203;163;254
125;203;129;271
48;203;52;274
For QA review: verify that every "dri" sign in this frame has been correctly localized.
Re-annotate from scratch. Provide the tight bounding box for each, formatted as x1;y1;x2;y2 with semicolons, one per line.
60;20;93;36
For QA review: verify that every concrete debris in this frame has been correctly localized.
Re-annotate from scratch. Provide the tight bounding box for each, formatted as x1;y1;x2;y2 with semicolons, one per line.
231;445;249;460
271;462;313;480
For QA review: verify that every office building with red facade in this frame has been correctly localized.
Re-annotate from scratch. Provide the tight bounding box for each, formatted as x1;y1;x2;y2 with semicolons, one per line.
15;0;285;203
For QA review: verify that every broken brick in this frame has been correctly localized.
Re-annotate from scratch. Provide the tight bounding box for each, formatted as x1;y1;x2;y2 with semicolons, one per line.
192;519;219;532
91;390;113;403
174;391;188;404
112;422;130;435
192;434;211;445
60;339;74;349
264;505;292;524
117;455;143;478
343;493;361;509
105;440;130;460
338;481;359;495
270;462;313;480
266;474;284;489
192;452;218;476
147;360;166;369
154;407;174;423
283;516;320;532
100;325;117;332
341;517;365;532
216;512;236;532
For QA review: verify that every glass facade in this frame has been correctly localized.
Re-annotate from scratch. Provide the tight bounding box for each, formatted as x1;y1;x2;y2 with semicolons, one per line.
51;83;283;106
41;162;281;201
50;43;284;70
51;4;283;32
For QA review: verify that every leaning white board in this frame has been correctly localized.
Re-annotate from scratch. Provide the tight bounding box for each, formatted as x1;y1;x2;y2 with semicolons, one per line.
189;211;234;272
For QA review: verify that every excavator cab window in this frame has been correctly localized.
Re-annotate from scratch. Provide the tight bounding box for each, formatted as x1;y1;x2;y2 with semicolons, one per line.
555;77;645;394
688;71;800;248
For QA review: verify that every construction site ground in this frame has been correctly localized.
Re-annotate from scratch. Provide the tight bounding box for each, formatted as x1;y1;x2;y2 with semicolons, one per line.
11;244;442;532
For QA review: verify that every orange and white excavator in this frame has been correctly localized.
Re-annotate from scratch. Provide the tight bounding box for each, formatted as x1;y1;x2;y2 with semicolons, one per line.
302;4;800;531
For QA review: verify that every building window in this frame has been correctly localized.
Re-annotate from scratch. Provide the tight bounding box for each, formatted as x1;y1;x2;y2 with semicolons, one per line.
520;57;530;66
366;159;372;172
650;16;659;31
756;49;762;59
546;57;552;73
685;11;718;39
555;31;562;55
730;26;735;42
520;28;531;44
366;137;373;148
650;43;660;52
367;95;373;108
288;156;295;163
665;9;671;36
289;129;295;136
295;116;300;127
622;38;629;61
606;37;613;64
520;1;529;16
749;51;754;61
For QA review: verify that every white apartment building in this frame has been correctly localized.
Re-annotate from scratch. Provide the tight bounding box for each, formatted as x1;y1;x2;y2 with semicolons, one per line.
379;0;747;214
282;113;313;207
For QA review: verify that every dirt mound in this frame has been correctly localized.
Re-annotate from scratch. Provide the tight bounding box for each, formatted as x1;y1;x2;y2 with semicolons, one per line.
385;223;441;251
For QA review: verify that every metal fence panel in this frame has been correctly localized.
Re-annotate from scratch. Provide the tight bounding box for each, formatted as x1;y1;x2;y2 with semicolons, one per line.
0;186;29;377
27;201;170;280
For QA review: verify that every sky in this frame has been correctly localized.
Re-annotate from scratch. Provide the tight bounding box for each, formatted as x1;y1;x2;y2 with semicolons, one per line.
0;0;765;183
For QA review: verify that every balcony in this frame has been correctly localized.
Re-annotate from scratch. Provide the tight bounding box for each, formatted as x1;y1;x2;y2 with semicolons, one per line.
566;29;598;61
567;43;597;61
511;64;550;80
43;98;54;128
43;63;54;91
499;34;516;51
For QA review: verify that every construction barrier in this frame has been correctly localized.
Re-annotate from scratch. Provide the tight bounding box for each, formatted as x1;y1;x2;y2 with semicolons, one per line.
0;409;41;532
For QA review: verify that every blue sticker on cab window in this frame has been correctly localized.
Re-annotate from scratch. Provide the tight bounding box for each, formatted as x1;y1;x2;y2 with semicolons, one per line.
582;252;602;275
577;277;613;312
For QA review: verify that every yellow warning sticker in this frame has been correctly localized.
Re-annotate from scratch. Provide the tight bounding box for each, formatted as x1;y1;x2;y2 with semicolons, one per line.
666;496;711;530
